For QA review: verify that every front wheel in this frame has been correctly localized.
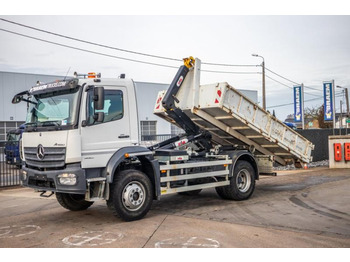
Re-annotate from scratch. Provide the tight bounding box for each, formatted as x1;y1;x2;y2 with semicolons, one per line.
56;192;93;211
216;160;256;201
110;170;153;221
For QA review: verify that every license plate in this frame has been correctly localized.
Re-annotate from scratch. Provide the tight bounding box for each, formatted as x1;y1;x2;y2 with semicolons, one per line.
34;174;48;181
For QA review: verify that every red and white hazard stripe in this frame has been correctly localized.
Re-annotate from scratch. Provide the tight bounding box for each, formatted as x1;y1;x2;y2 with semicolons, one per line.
155;94;163;110
214;87;222;104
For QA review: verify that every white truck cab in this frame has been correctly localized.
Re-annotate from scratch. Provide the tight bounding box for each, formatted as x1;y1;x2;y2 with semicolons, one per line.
15;75;148;196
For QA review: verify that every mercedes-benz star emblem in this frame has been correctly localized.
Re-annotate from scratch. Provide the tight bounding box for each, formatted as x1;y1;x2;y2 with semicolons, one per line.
36;144;45;160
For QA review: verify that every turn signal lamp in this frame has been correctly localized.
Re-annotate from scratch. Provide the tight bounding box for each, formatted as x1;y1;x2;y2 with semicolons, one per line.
88;72;97;78
87;72;102;79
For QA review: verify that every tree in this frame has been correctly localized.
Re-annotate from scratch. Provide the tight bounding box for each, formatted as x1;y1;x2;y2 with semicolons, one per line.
317;104;333;128
304;106;320;120
303;105;333;128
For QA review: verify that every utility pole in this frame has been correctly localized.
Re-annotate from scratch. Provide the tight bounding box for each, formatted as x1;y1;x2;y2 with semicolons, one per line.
337;85;349;128
262;59;266;110
301;84;305;130
252;54;266;110
346;88;349;131
340;100;343;134
345;88;349;117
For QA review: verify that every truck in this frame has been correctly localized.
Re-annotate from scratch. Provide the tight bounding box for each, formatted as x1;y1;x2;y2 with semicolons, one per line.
5;124;25;167
12;57;314;221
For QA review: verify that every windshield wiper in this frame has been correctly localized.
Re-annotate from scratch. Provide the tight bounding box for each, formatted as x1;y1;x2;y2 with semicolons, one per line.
26;121;61;127
25;122;38;127
41;121;61;127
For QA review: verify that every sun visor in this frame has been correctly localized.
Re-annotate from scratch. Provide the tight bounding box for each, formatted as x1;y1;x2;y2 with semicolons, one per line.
29;78;79;95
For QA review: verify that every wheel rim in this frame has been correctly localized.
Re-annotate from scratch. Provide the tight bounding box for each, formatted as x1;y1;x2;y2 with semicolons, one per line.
236;169;251;193
122;181;146;211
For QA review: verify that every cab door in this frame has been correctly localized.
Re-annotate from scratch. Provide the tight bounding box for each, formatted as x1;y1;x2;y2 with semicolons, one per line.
81;85;132;168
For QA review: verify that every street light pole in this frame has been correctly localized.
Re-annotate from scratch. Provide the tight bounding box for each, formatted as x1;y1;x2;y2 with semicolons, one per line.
337;85;349;130
346;88;350;117
252;54;266;110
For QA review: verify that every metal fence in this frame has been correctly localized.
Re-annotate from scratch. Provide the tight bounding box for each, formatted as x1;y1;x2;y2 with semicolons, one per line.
0;147;21;187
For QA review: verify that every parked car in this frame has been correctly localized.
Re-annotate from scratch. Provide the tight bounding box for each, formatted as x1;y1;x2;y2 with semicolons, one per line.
5;124;25;167
283;122;297;130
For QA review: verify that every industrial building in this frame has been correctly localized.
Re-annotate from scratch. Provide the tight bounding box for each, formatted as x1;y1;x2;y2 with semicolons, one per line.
0;71;257;142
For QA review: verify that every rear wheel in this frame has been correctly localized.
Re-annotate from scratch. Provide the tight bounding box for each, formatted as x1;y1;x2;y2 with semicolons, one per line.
56;193;93;211
110;169;153;221
216;160;255;201
215;186;230;199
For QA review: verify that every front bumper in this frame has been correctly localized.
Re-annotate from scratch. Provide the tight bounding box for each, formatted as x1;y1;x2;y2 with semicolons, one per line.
21;163;87;195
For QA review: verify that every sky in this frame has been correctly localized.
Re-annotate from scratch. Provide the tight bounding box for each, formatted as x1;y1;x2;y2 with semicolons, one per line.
1;2;350;121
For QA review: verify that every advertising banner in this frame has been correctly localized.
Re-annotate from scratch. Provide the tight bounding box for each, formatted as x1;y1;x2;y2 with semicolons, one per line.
323;81;334;122
294;85;303;123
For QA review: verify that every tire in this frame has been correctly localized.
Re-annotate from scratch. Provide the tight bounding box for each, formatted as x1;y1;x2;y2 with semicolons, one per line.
106;196;115;211
216;160;255;201
111;169;153;221
215;186;230;199
56;192;93;211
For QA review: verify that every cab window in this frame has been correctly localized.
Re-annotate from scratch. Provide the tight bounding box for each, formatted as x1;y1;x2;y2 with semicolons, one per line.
87;90;123;125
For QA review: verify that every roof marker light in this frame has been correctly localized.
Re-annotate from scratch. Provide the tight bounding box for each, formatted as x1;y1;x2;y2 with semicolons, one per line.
88;72;96;78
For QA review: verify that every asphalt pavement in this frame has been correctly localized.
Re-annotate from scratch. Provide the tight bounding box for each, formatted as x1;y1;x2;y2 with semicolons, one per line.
0;167;349;248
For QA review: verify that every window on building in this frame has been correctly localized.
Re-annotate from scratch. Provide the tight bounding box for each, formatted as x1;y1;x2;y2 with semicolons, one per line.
171;124;184;136
0;121;25;144
140;121;157;141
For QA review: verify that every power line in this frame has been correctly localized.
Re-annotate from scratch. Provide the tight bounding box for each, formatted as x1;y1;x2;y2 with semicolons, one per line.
0;18;182;63
202;69;260;74
203;62;258;67
0;18;258;68
0;27;260;75
266;74;322;98
265;74;293;89
2;21;344;115
0;18;342;91
265;67;300;85
0;28;179;69
265;67;321;92
267;93;343;109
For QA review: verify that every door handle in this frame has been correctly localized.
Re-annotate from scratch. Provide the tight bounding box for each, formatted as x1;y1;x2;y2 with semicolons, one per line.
118;134;130;138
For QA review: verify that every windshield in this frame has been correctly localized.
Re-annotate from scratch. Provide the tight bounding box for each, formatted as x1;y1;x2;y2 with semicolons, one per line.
7;133;20;141
26;86;81;128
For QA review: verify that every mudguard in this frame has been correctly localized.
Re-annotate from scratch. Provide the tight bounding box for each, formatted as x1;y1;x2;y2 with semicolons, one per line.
228;151;259;180
103;146;161;197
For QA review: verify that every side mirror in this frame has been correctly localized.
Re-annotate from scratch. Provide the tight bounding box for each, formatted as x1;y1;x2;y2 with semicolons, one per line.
12;95;22;104
94;86;104;110
12;91;30;104
93;112;104;123
82;86;105;127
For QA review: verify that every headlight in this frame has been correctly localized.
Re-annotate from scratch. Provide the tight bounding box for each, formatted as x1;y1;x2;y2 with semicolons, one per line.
58;173;77;185
21;170;27;181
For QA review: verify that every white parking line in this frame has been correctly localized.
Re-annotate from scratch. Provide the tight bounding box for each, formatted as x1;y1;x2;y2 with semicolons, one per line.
155;237;220;248
62;231;124;247
0;225;41;238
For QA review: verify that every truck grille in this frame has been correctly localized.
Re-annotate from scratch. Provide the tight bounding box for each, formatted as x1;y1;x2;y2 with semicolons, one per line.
24;147;66;169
